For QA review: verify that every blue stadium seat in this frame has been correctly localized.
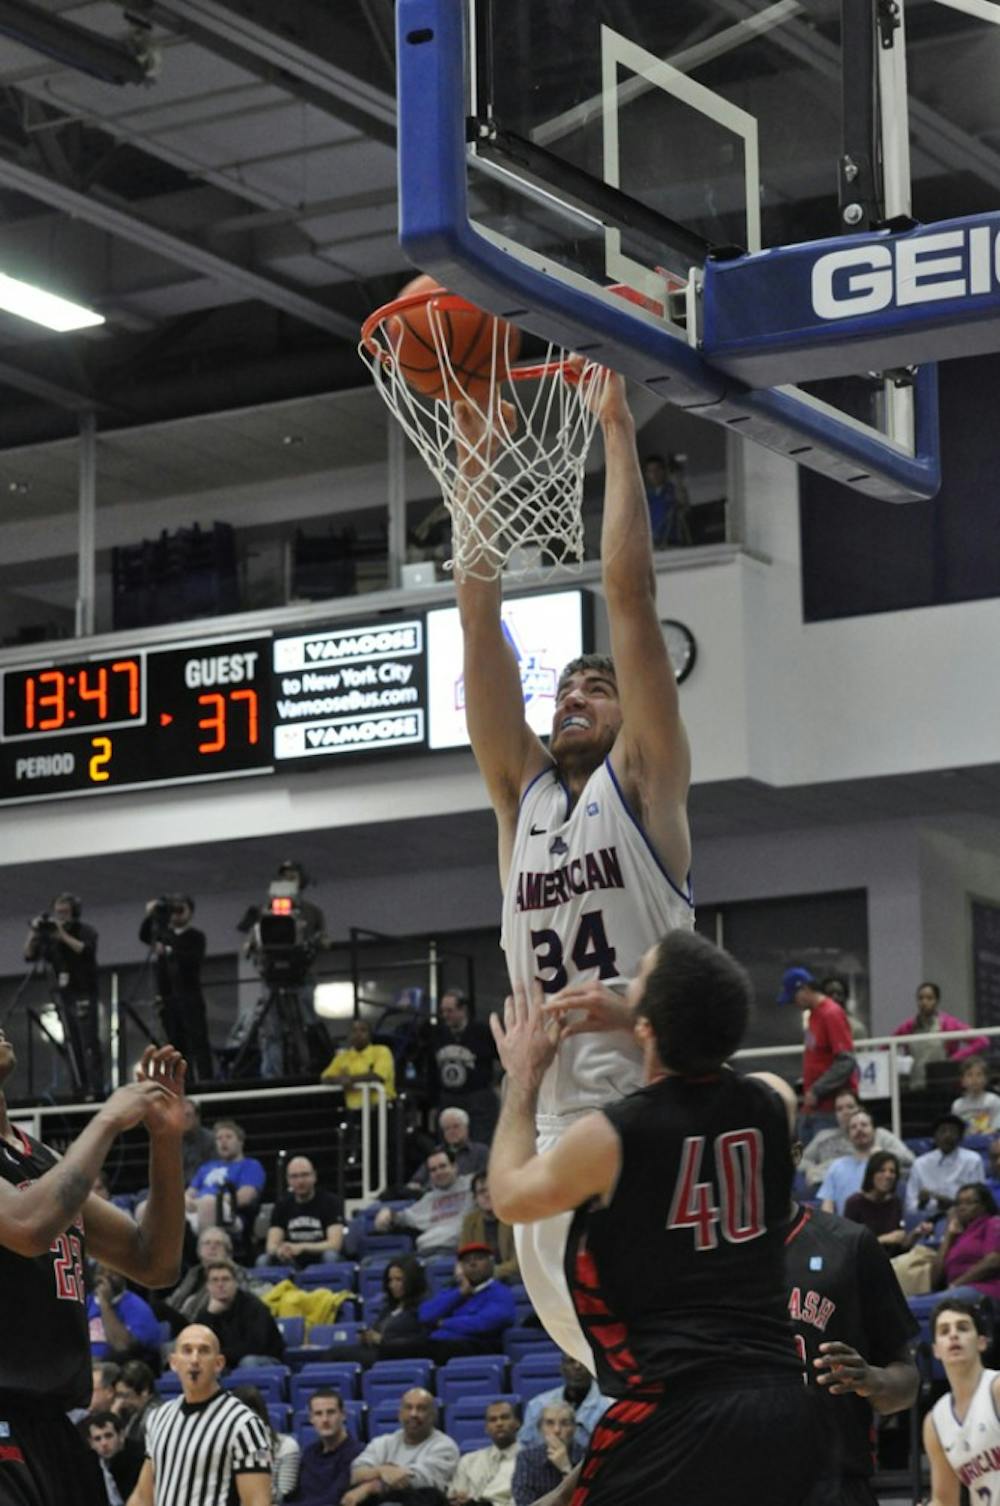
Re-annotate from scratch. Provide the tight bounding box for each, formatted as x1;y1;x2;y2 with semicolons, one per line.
511;1352;562;1402
157;1372;183;1397
503;1327;557;1366
369;1399;405;1438
446;1393;519;1438
275;1317;305;1348
904;1138;933;1157
224;1367;289;1403
302;1323;352;1350
291;1363;362;1408
253;1264;295;1285
424;1255;458;1295
268;1403;291;1432
437;1357;506;1403
459;1433;490;1453
508;1284;534;1327
361;1233;414;1258
362;1359;434;1409
295;1262;359;1290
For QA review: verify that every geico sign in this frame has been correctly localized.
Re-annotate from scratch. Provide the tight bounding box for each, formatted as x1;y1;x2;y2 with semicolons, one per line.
811;228;998;319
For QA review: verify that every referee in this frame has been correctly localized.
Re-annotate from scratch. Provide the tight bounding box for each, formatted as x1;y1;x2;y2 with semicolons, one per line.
127;1325;272;1506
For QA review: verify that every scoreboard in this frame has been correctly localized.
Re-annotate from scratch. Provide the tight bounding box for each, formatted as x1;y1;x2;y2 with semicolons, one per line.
0;592;587;805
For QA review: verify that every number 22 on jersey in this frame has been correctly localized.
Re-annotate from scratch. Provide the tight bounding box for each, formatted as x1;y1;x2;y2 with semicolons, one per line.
667;1131;765;1250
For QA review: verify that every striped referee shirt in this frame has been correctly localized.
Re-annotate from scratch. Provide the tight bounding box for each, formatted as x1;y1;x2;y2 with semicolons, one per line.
145;1389;272;1506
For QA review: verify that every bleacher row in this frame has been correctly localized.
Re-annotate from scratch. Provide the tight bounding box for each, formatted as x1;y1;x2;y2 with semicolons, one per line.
241;1253;535;1337
156;1349;561;1455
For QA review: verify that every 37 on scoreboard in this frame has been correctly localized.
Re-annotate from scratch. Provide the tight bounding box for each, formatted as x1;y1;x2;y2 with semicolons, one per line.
0;635;271;804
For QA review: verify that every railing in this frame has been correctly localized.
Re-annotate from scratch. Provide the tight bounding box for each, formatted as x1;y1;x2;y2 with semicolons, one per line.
733;1021;1000;1138
9;1078;388;1212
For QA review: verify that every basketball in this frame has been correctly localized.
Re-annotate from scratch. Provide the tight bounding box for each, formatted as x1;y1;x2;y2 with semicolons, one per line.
389;273;521;404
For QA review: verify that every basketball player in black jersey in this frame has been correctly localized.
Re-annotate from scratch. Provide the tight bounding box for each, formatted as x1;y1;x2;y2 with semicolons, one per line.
783;1150;918;1505
489;929;823;1506
0;1026;187;1506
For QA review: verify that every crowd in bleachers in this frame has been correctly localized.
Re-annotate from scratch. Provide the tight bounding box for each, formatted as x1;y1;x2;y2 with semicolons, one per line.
70;970;1000;1502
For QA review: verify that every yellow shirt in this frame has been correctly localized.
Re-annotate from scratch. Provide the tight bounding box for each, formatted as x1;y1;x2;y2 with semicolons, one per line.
321;1043;396;1110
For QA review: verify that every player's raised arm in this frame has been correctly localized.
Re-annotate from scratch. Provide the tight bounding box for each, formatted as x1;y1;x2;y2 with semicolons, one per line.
452;400;549;875
596;375;692;888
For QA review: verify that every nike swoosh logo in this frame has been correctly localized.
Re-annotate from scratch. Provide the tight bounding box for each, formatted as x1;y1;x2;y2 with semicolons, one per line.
530;824;547;836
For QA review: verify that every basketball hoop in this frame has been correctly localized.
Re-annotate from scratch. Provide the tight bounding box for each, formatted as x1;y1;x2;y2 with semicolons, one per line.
359;285;609;582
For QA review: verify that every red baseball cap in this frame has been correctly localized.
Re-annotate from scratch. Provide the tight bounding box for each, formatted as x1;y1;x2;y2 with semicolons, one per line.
458;1242;493;1257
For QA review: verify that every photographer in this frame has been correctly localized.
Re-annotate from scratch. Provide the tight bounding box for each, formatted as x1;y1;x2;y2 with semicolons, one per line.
139;894;213;1084
237;860;329;1079
24;891;102;1098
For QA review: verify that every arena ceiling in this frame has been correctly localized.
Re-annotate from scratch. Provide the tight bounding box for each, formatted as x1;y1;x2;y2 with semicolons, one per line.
0;0;999;458
0;0;403;448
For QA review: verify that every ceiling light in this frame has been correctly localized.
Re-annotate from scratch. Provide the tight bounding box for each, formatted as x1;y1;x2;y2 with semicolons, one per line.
0;272;104;332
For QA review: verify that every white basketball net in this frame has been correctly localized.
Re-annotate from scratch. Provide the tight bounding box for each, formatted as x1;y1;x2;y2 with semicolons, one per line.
359;290;608;581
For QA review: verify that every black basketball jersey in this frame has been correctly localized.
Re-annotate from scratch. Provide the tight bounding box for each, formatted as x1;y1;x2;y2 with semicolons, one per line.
784;1205;917;1480
0;1126;91;1410
565;1070;801;1396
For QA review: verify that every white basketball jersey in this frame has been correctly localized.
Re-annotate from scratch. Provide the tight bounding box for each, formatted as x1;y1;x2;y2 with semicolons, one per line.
932;1370;1000;1502
501;757;694;1124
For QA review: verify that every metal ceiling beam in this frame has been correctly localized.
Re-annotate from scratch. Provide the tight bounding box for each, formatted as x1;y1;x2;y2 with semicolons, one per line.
136;0;396;143
713;0;1000;194
0;0;150;86
0;358;94;411
0;153;362;340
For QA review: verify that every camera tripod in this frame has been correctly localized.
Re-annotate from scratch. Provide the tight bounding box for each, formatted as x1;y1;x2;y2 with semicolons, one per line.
226;981;311;1079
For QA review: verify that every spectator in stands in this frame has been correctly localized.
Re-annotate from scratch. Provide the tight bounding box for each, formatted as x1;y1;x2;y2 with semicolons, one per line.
86;1408;145;1503
930;1183;1000;1301
952;1056;1000;1133
905;1112;985;1217
418;1243;516;1360
800;1087;913;1189
818;1109;881;1215
510;1403;583;1506
232;1383;301;1502
517;1354;612;1451
777;967;858;1138
363;1256;430;1361
87;1265;161;1369
187;1118;266;1236
321;1019;397;1111
326;1256;431;1369
448;1399;521;1506
641;453;691;549
987;1138;1000;1203
430;990;499;1143
458;1174;518;1284
409;1109;489;1191
892;981;988;1091
111;1359;161;1446
262;1156;344;1269
287;1387;361;1506
344;1387;459;1506
167;1225;248;1323
201;1258;285;1368
181;1099;216;1183
844;1151;934;1251
90;1360;120;1414
374;1147;472;1254
139;893;213;1083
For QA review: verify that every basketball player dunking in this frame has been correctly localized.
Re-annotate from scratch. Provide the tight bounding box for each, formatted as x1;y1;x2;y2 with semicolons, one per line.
454;370;693;1360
